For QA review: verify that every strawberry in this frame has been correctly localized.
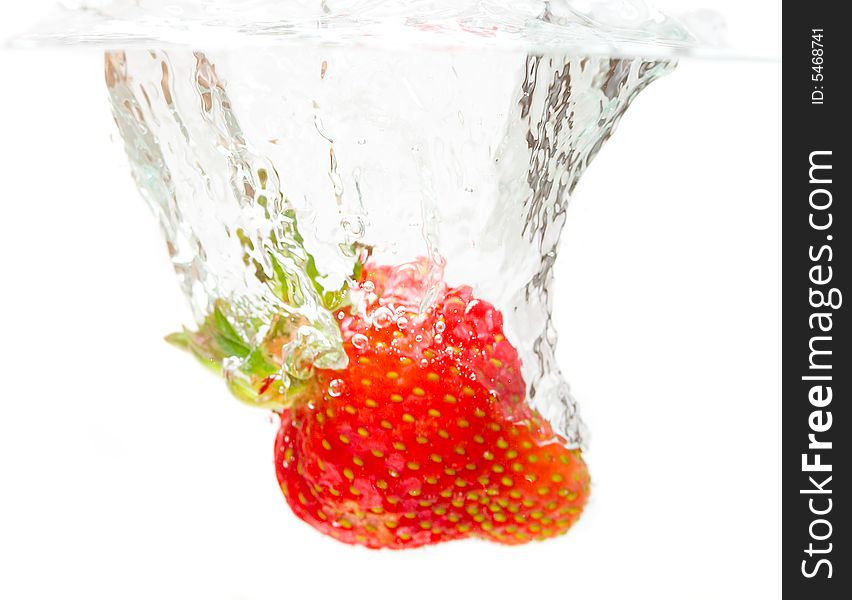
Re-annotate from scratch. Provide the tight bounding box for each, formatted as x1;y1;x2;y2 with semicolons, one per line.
163;188;589;547
274;260;590;548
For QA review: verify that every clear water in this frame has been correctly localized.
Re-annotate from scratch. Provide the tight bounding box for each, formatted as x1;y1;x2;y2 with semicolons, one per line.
105;42;674;447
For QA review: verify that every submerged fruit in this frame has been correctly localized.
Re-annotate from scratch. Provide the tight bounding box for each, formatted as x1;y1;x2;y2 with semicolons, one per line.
275;261;590;548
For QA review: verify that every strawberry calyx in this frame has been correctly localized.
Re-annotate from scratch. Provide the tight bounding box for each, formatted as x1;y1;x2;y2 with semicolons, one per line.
166;173;365;409
165;299;322;409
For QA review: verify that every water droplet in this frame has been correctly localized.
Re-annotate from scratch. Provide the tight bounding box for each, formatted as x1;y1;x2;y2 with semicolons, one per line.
372;307;394;329
415;334;423;343
420;359;429;368
341;215;365;239
434;334;443;344
337;311;345;320
328;379;345;398
361;280;375;293
435;321;446;333
351;334;368;350
396;317;408;330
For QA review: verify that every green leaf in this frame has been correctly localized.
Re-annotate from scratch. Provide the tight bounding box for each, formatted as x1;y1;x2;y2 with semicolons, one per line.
210;303;250;358
164;331;190;350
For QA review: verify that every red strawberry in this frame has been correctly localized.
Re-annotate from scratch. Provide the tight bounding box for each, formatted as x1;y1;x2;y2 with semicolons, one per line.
274;260;590;548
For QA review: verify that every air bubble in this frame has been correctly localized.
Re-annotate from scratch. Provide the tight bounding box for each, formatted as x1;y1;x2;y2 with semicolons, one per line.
372;306;394;329
341;215;365;239
328;378;345;398
351;333;369;350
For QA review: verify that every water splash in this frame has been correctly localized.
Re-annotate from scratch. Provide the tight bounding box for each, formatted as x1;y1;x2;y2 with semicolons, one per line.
106;50;351;408
19;0;724;58
105;42;672;446
503;55;675;442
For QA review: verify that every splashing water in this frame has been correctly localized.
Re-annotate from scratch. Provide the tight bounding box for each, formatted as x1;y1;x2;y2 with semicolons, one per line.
27;1;721;56
104;36;674;447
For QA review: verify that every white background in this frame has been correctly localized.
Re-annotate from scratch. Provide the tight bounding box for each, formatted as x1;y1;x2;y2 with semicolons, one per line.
0;2;780;599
